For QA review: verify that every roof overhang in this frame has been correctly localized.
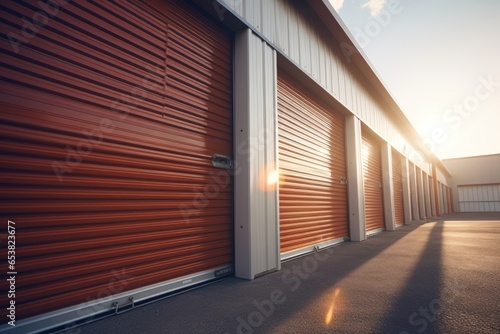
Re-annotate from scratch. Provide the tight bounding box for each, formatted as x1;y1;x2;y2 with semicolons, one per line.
307;0;451;177
192;0;451;177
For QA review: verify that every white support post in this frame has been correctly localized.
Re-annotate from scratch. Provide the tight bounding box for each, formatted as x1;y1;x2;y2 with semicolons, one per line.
381;142;395;231
401;158;412;225
234;29;280;279
345;115;366;241
409;163;420;222
416;168;426;219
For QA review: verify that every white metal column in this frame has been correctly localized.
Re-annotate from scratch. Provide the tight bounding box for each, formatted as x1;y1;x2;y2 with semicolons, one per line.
401;158;412;225
423;173;432;217
416;168;426;219
429;176;437;216
381;142;395;231
409;163;420;222
346;115;366;241
234;29;279;279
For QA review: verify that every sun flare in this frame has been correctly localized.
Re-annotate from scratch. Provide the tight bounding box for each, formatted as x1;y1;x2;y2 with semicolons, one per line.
325;288;341;325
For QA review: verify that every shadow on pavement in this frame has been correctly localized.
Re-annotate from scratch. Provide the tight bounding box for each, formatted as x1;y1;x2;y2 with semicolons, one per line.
78;223;425;334
374;222;444;334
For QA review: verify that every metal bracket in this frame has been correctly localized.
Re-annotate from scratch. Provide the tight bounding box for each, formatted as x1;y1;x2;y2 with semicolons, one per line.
113;296;135;315
212;154;233;170
340;176;347;184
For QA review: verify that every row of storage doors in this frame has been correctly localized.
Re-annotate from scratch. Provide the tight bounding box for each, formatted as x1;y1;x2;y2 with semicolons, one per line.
360;133;406;232
411;168;451;219
277;73;407;256
0;0;403;325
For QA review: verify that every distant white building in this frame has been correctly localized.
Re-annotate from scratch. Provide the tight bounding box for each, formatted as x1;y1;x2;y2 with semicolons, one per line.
444;154;500;212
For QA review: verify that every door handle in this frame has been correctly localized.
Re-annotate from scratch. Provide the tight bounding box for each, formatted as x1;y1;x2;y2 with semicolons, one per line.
212;154;233;170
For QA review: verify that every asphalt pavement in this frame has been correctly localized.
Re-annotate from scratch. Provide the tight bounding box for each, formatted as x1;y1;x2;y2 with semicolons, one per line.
71;213;500;334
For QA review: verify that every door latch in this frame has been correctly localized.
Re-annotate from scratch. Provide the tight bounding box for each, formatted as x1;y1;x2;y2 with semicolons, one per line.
212;154;233;170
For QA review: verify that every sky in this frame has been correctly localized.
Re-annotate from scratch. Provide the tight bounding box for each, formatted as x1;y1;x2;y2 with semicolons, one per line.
331;0;500;160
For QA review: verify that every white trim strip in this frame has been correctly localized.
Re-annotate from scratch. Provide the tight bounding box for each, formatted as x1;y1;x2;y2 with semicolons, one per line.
280;237;346;261
0;266;232;334
367;228;385;237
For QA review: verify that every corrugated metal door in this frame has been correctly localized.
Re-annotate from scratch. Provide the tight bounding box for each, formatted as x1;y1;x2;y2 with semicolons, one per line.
0;0;233;321
392;149;404;226
362;130;385;233
278;72;348;258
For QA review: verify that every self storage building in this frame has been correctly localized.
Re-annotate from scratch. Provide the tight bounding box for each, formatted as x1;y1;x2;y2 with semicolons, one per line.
0;0;451;332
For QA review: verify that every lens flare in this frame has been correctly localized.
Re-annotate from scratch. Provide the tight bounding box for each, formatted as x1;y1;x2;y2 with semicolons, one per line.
267;169;279;185
258;167;281;191
325;288;341;325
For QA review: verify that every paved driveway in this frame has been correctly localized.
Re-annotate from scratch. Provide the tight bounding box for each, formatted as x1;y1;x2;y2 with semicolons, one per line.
74;213;500;334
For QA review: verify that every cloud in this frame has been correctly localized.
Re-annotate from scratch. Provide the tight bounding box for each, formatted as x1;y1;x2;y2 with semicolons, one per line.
362;0;387;17
329;0;345;12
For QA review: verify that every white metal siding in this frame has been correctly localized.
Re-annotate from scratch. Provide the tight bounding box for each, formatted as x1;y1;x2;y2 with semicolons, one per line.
444;155;500;185
458;184;500;212
435;164;450;185
219;0;417;159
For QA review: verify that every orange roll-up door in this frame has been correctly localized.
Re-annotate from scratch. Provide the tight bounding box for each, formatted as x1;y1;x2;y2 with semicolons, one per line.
362;130;385;233
277;72;348;259
0;0;233;321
